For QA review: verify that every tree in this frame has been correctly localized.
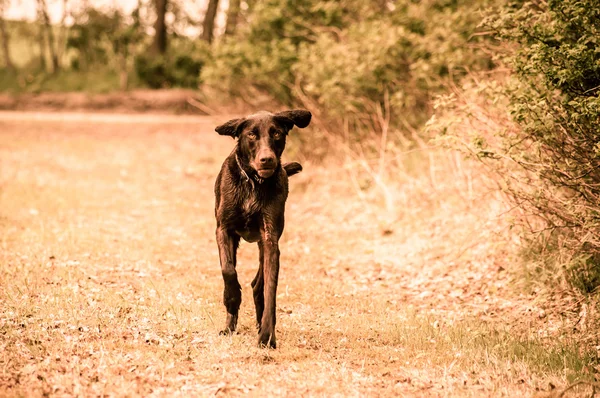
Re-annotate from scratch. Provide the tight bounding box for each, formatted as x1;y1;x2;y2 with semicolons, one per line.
224;0;240;36
56;0;69;63
152;0;167;54
37;0;59;72
0;0;15;71
201;0;219;43
36;14;46;70
114;7;144;90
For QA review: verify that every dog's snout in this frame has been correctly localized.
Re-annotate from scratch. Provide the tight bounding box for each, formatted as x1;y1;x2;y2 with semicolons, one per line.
258;151;276;168
259;155;275;165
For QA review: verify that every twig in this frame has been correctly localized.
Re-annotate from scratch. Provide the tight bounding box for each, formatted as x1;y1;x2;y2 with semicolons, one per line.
187;97;216;115
558;381;600;397
376;89;390;178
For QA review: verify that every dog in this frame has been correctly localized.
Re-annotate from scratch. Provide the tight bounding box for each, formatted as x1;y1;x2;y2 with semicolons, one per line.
214;109;311;348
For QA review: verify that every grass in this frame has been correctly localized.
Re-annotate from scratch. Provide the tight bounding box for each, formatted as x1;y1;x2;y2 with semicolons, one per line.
0;113;597;396
4;20;40;68
1;19;126;93
393;314;594;383
0;68;125;93
0;20;196;94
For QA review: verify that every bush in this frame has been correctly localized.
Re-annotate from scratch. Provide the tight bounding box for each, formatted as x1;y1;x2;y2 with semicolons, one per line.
203;0;498;136
444;0;600;293
135;44;206;89
134;55;169;89
498;0;600;292
201;38;298;103
201;0;364;104
294;20;419;123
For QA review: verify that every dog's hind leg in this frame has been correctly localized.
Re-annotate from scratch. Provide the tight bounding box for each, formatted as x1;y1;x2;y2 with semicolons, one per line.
216;227;241;335
251;242;265;329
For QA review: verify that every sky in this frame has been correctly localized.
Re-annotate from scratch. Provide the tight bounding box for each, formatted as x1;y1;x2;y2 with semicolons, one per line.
3;0;229;36
5;0;139;22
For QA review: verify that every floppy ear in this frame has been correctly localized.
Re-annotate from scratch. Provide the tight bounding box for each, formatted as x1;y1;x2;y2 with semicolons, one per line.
215;118;246;138
274;109;312;131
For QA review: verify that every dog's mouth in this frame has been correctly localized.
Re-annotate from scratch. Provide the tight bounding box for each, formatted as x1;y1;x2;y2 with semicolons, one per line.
256;168;275;178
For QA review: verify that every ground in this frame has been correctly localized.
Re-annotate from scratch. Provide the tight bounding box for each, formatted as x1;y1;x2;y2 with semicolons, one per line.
0;112;593;397
0;90;203;114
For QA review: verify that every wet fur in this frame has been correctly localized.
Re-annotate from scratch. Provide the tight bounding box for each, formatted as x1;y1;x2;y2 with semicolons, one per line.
213;109;311;348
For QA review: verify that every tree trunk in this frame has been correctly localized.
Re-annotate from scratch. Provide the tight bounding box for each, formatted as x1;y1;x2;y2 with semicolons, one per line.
201;0;219;43
38;0;59;73
118;52;128;91
56;0;69;64
0;13;15;71
152;0;167;55
37;21;46;71
224;0;240;36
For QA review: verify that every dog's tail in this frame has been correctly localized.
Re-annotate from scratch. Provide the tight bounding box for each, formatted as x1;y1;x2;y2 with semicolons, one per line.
283;162;303;177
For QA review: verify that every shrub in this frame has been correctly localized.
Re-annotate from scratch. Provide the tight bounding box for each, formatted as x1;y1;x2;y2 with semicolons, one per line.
200;38;298;103
438;0;600;293
134;55;169;89
293;0;499;137
134;42;207;89
495;0;600;293
203;0;499;137
201;0;365;104
294;21;418;122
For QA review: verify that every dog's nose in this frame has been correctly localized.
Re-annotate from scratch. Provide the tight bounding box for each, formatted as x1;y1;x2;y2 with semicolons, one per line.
259;154;276;167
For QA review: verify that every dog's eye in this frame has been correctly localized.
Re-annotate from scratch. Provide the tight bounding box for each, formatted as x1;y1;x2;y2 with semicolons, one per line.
248;133;257;140
273;131;283;139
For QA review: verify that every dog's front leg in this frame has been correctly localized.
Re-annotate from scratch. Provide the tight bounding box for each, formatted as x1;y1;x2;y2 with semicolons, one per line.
258;222;281;348
216;227;241;335
251;242;264;329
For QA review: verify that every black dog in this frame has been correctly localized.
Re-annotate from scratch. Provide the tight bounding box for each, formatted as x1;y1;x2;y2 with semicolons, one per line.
214;109;311;348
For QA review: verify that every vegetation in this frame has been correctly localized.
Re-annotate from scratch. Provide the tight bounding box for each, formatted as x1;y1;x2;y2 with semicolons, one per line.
433;0;600;298
1;0;599;394
0;1;211;91
201;0;497;134
1;115;598;396
492;0;600;294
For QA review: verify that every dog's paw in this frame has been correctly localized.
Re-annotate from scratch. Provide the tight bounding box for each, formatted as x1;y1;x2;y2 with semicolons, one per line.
258;332;277;349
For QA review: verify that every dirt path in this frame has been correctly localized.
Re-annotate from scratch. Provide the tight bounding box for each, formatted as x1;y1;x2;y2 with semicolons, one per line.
0;110;227;124
0;113;583;397
0;90;204;114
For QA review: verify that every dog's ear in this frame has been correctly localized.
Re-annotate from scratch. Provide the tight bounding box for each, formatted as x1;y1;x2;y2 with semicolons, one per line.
215;118;247;138
274;109;312;131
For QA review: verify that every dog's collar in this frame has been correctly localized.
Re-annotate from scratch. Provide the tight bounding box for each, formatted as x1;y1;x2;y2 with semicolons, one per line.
235;154;264;189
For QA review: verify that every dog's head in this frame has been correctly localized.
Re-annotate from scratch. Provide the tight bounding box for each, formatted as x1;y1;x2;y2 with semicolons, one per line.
215;110;311;178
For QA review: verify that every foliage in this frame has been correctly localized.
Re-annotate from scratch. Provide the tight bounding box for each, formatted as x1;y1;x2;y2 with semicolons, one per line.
4;0;498;103
484;0;600;293
297;0;497;124
202;0;498;133
147;38;210;89
67;7;142;70
201;0;363;104
435;0;600;294
134;49;205;89
0;64;122;93
1;5;209;92
294;20;419;123
201;38;298;103
2;20;40;68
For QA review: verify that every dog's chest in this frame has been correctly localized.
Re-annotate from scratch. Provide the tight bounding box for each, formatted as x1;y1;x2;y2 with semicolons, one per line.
233;196;262;242
240;193;261;217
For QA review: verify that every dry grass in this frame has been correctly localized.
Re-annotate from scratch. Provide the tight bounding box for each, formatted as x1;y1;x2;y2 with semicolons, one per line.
0;113;595;397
